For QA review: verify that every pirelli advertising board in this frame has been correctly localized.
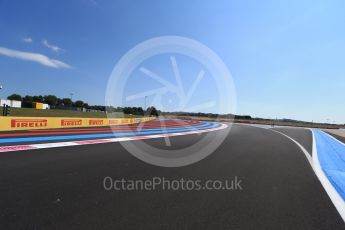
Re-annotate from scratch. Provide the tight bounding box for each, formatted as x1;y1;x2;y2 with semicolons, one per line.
0;116;155;131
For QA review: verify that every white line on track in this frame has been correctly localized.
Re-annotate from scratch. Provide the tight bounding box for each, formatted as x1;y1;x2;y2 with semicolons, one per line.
239;123;345;222
310;129;345;222
0;124;228;153
269;128;313;166
322;130;345;147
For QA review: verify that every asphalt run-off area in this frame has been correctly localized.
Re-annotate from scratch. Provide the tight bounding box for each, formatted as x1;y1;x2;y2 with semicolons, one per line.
1;119;345;230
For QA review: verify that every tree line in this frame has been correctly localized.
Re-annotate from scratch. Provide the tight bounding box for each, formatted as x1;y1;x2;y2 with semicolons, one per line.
7;94;87;108
161;111;252;120
6;94;159;116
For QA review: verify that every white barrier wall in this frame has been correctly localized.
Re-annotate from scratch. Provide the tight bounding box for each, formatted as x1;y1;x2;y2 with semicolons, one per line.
42;104;50;109
11;100;22;108
0;99;11;107
0;99;22;108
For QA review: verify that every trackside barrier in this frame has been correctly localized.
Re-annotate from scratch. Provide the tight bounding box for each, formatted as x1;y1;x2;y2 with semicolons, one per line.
0;116;155;131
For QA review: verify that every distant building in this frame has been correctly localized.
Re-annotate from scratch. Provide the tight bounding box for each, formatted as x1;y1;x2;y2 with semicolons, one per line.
32;102;50;110
0;99;22;108
11;100;22;108
43;103;50;109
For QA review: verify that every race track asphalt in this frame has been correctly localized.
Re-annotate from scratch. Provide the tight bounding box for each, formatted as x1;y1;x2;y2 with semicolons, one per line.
271;127;313;155
0;124;344;230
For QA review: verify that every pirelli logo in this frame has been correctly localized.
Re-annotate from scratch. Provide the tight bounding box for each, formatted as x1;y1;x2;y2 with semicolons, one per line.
121;119;129;124
89;120;103;126
61;119;82;126
109;120;119;125
11;119;48;128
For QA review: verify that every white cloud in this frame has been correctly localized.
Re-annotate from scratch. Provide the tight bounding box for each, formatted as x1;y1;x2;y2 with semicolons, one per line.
89;0;98;6
0;46;71;69
88;0;100;8
42;40;62;52
23;37;33;43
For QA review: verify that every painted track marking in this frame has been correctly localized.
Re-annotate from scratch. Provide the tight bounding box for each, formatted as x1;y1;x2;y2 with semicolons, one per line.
0;122;217;144
311;129;345;221
0;124;227;153
239;124;345;222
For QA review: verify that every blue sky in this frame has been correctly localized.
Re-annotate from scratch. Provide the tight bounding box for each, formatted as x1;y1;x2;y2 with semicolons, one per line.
0;0;345;123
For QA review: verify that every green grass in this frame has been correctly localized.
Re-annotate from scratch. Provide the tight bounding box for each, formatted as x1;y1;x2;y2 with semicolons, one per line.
0;107;143;118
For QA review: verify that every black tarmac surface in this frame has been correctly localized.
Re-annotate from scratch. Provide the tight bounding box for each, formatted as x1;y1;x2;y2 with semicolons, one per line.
271;127;313;155
0;124;344;230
